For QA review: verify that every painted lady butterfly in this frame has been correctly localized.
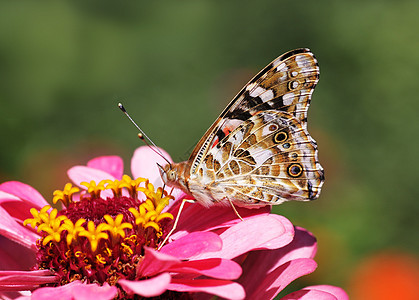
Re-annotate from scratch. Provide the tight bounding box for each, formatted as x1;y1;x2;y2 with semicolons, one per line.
159;48;324;210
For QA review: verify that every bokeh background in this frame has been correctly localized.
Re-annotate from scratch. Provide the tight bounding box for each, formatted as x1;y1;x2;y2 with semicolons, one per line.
1;1;418;299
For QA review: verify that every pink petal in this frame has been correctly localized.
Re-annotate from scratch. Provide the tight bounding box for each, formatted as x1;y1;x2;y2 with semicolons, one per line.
0;191;36;222
87;156;124;180
160;231;222;260
0;190;20;204
118;273;171;297
137;247;180;277
237;227;318;298
129;146;188;202
239;226;317;286
170;202;270;238
68;166;116;184
0;236;36;270
303;285;349;300
192;215;294;260
252;215;296;250
0;270;58;291
270;227;317;264
73;282;118;300
169;258;242;280
244;258;317;300
31;281;117;300
13;294;31;300
168;278;245;300
67;166;115;198
0;182;48;209
0;270;52;276
280;289;338;300
131;146;173;187
0;206;38;249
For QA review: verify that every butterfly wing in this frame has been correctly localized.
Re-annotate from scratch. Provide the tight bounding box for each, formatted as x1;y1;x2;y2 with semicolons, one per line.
188;48;320;176
192;110;324;206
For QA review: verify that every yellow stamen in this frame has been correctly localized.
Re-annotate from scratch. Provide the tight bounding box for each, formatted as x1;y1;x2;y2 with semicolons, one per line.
102;214;133;241
128;192;174;235
156;212;175;223
61;218;86;246
125;235;137;243
80;180;107;198
26;206;67;245
103;175;147;198
138;183;173;214
120;242;133;256
121;175;147;198
96;254;106;264
103;179;126;197
105;247;112;257
78;221;109;252
24;205;52;229
128;207;147;226
37;214;67;245
141;199;155;212
53;183;79;207
144;221;160;231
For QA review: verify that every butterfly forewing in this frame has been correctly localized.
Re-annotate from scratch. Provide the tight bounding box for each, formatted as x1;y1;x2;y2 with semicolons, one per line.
195;110;323;206
189;48;319;175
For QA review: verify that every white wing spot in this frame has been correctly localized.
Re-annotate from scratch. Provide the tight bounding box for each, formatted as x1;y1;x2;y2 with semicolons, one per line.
260;89;274;102
249;86;275;102
249;86;266;97
295;55;312;70
283;93;295;105
276;62;287;71
246;82;257;92
248;147;272;165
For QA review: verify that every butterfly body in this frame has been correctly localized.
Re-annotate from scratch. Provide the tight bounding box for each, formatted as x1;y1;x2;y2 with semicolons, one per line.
160;48;324;208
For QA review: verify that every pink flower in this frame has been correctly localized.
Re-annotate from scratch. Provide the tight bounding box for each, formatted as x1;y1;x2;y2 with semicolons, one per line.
0;146;348;299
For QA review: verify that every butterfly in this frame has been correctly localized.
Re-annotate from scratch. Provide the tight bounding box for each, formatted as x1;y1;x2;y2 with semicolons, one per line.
159;48;324;210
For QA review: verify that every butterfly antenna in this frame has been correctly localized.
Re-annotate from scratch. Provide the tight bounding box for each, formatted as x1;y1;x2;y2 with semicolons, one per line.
118;103;172;166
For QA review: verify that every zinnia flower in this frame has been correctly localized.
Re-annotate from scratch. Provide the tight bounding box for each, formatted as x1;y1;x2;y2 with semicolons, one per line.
0;146;348;299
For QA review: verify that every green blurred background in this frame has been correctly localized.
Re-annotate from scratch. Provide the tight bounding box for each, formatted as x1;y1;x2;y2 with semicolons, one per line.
1;1;418;298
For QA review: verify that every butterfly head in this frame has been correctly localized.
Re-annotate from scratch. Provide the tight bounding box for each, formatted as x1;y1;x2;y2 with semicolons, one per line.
157;162;189;193
157;163;176;183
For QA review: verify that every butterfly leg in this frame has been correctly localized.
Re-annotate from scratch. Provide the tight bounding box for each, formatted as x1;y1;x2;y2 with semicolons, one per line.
227;198;244;221
158;198;195;250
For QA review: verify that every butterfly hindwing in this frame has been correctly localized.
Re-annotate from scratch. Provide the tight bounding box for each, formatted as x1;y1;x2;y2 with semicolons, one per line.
194;110;323;206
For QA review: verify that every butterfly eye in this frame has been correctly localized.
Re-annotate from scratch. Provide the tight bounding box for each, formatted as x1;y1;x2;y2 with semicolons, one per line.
274;131;288;143
287;163;303;177
167;170;177;181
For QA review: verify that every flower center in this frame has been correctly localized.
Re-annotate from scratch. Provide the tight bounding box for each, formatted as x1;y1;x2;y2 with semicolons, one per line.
24;175;174;288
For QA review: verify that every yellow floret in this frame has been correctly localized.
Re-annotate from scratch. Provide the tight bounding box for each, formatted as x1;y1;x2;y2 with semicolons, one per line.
78;221;109;252
53;183;79;207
